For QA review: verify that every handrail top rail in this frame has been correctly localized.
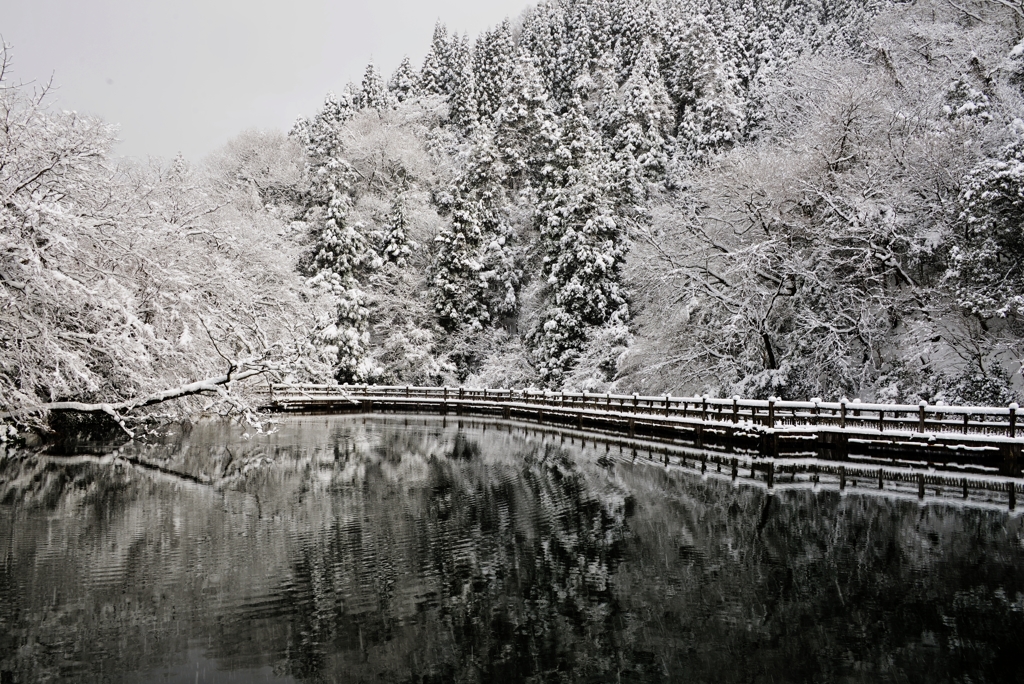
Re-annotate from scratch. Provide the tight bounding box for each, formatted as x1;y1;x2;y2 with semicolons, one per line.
268;383;1019;417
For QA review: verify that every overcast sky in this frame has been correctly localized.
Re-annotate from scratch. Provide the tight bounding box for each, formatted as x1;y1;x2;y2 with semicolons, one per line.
3;0;535;161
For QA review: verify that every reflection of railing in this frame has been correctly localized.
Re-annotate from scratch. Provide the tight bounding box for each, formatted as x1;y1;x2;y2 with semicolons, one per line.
262;384;1024;475
267;383;1020;437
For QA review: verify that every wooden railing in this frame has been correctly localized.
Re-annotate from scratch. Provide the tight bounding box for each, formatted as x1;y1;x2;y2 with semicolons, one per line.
266;384;1021;440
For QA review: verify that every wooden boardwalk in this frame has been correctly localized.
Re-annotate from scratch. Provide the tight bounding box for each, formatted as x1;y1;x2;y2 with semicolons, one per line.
262;384;1024;477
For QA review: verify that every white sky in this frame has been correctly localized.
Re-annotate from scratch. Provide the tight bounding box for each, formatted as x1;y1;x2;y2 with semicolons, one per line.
2;0;534;160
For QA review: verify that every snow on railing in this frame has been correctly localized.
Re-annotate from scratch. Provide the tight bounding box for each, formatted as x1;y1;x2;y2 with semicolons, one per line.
266;383;1021;440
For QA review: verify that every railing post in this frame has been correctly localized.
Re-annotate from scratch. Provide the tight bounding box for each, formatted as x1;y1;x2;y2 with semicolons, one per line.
606;392;611;407
732;395;739;424
633;393;638;413
1010;403;1018;438
768;397;776;428
459;386;465;401
840;397;848;429
406;385;411;397
665;395;671;417
702;395;708;422
811;398;820;426
444;386;449;401
918;400;927;434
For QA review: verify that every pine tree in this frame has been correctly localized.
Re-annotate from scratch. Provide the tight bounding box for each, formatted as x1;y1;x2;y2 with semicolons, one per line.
493;56;561;188
420;22;453;95
360;61;390;111
291;92;380;382
518;2;567;99
380;196;414;267
597;40;675;197
669;14;746;160
448;57;480;132
532;99;628;384
948;137;1024;319
290;91;356;205
387;56;419;102
310;187;380;383
612;0;667;81
431;129;520;331
473;21;517;121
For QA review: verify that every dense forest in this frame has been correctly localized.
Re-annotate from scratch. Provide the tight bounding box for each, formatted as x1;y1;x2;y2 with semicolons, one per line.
3;0;1024;436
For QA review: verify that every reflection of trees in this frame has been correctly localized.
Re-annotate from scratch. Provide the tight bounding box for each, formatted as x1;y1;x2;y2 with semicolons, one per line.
272;432;633;683
2;417;1024;683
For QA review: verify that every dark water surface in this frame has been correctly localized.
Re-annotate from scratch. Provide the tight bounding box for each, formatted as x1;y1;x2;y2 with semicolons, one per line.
2;416;1024;683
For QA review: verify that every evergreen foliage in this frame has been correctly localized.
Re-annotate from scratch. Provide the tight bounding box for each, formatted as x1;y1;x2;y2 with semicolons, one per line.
431;130;520;332
13;0;1024;432
473;21;517;121
532;101;628;383
292;95;381;382
360;61;390;112
420;22;453;96
380;196;414;267
949;137;1024;319
387;57;419;102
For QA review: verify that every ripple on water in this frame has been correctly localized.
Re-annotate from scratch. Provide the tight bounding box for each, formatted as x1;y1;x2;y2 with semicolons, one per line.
1;416;1023;683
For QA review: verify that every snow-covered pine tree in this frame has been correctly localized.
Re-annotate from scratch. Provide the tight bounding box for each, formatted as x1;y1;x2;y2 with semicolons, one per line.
290;91;356;206
473;20;517;121
611;0;667;82
948;137;1024;319
420;22;453;95
431;129;520;331
380;196;414;267
532;99;628;384
291;92;380;382
668;14;746;161
493;56;561;189
388;56;419;102
557;0;615;99
448;56;480;133
360;61;390;111
598;40;675;197
310;187;378;383
519;1;576;102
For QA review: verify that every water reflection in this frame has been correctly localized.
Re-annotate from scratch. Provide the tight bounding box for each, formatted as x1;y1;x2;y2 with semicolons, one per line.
1;416;1023;683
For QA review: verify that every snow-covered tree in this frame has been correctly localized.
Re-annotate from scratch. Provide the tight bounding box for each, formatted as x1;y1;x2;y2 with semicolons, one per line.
388;56;419;102
603;39;675;192
473;21;517;121
668;14;746;160
290;91;356;205
360;61;390;112
448;58;479;132
611;0;667;81
948;137;1024;319
309;188;380;383
532;101;629;384
431;130;520;331
380;196;414;267
420;22;456;96
1;50;332;432
493;56;561;188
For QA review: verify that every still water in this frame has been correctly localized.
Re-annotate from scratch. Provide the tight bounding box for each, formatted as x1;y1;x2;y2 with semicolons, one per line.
2;415;1024;683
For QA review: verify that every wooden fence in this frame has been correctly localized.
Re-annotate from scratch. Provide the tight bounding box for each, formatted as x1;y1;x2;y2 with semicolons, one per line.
265;383;1020;439
261;385;1024;508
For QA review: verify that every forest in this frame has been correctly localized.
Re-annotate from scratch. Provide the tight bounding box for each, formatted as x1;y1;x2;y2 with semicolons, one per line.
3;0;1024;438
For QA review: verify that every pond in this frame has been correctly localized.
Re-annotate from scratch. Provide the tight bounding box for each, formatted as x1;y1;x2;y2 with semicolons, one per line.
2;415;1024;683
